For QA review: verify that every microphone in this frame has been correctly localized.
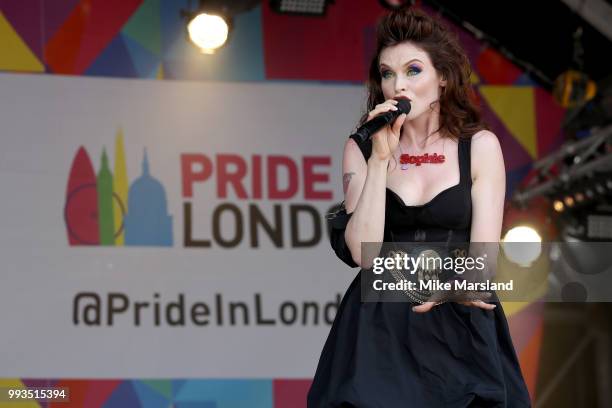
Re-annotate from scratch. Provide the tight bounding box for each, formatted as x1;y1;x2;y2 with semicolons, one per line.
349;99;411;147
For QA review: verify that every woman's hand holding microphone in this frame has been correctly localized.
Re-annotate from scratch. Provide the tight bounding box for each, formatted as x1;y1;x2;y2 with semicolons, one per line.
366;99;407;163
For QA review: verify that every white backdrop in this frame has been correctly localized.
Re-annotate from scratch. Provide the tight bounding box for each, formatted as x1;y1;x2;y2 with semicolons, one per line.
0;73;366;378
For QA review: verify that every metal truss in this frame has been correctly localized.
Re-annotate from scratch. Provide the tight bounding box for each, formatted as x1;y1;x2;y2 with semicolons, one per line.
512;124;612;206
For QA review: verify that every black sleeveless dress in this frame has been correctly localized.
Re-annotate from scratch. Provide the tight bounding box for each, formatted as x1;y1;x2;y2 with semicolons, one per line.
307;137;532;407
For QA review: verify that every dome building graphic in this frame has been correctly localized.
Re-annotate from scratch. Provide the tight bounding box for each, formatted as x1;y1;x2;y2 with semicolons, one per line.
123;149;173;247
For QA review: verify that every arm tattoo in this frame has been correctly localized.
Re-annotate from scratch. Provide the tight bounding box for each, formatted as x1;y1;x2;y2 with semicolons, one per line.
343;172;355;195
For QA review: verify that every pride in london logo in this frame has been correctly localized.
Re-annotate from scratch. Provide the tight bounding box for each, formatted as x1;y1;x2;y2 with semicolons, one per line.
64;130;173;247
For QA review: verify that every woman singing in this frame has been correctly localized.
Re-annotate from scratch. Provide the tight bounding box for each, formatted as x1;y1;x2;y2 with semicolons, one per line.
307;6;531;408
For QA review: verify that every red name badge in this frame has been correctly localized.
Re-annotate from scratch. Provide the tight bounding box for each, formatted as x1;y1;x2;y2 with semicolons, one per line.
399;153;445;168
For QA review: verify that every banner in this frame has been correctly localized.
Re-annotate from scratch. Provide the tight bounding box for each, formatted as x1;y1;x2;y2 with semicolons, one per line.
0;73;365;379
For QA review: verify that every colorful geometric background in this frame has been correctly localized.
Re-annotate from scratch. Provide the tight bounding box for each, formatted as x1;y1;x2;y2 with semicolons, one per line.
0;0;566;406
0;378;310;407
0;0;566;193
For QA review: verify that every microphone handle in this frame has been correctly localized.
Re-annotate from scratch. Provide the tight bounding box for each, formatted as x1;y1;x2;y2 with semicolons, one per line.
349;100;410;148
349;110;402;146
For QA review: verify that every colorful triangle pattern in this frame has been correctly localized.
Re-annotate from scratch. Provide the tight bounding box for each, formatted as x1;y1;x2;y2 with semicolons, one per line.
476;87;533;171
122;0;161;56
0;12;44;72
1;0;45;60
86;34;138;77
123;30;160;78
479;86;538;160
2;378;294;407
476;47;523;85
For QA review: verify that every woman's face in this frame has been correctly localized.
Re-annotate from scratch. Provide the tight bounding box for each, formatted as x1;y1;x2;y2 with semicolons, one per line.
378;42;445;120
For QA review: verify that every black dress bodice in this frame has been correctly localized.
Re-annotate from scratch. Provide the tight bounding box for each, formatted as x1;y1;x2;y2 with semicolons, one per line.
384;137;473;243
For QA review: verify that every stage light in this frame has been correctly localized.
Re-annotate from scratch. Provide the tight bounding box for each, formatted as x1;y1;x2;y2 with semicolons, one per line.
574;192;585;203
552;28;597;108
563;195;575;207
553;69;597;108
502;197;555;267
502;226;542;267
270;0;334;15
182;1;259;54
378;0;413;10
503;225;542;243
187;13;230;54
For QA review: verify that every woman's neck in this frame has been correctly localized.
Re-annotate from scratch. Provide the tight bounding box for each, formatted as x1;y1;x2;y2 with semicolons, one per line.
399;111;442;152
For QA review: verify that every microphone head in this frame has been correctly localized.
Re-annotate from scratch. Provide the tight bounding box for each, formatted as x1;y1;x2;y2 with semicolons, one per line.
396;98;411;115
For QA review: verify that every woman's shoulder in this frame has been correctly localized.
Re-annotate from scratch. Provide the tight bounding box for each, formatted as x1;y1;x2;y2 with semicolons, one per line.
467;129;504;180
470;129;499;144
469;129;502;157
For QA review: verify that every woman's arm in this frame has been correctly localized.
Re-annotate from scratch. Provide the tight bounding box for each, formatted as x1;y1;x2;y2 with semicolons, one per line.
457;130;505;310
342;138;389;267
469;130;506;243
341;101;406;267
